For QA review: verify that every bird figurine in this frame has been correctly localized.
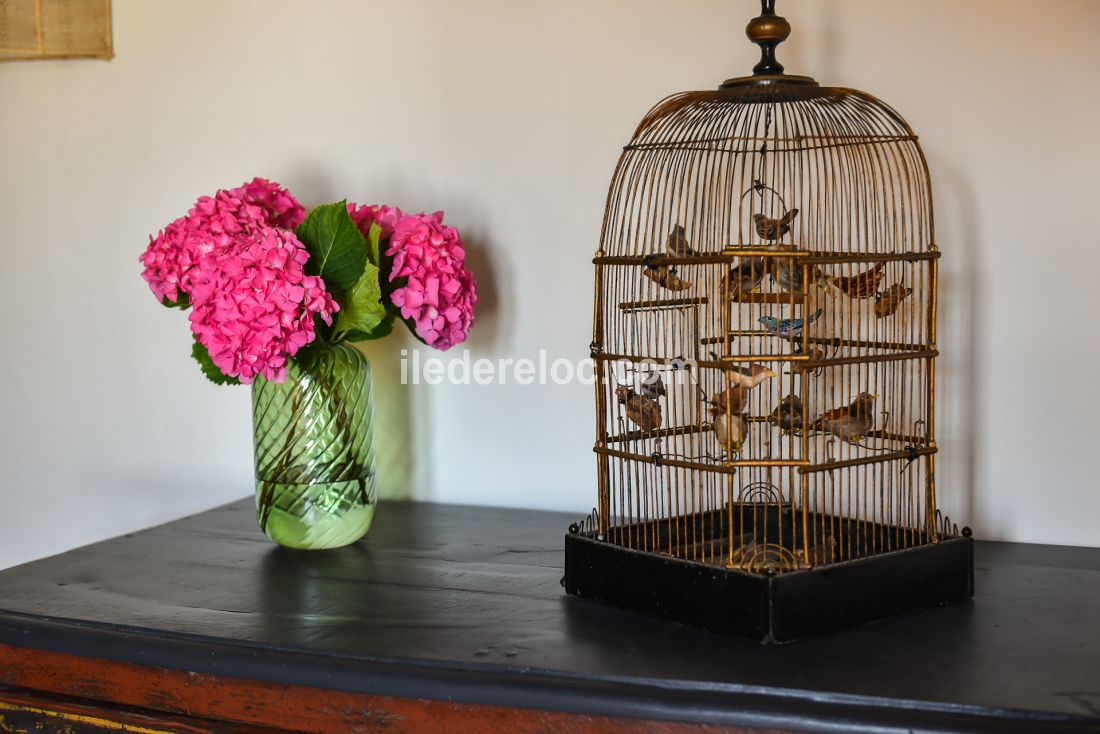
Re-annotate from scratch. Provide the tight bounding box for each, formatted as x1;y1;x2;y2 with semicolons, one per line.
810;393;877;443
711;385;749;414
769;246;837;294
665;224;695;257
642;264;692;291
759;308;823;341
724;256;767;300
875;283;913;318
753;208;799;241
616;385;662;431
710;405;748;456
638;371;667;400
728;363;777;389
835;262;887;299
769;394;805;435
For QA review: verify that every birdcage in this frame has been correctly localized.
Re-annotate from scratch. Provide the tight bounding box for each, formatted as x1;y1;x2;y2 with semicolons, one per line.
563;0;973;643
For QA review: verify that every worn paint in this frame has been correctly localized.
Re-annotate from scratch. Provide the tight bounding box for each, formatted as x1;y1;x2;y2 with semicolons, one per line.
0;643;775;734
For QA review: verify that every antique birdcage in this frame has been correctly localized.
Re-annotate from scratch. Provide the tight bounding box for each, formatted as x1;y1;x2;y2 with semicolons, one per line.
564;0;973;643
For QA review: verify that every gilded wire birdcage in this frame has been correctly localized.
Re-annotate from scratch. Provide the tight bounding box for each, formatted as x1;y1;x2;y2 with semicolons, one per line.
564;1;973;642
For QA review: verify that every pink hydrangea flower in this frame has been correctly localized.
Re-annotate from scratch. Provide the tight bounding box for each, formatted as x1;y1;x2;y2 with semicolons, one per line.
138;216;194;303
187;227;338;384
236;177;306;231
347;204;477;350
347;202;405;240
139;179;305;304
386;211;477;350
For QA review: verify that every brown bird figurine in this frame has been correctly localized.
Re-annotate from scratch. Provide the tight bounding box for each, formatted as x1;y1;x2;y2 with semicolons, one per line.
638;371;666;400
875;283;913;318
616;385;662;431
811;393;877;443
642;264;692;292
665;224;695;257
769;394;805;435
711;385;750;414
710;405;748;456
728;363;777;389
754;208;799;241
835;262;887;299
769;246;837;293
724;256;767;300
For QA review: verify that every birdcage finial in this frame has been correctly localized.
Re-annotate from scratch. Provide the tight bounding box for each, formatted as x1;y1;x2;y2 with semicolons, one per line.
747;0;789;75
721;0;816;90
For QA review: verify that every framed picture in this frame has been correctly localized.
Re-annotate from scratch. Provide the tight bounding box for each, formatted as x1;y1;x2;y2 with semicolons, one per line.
1;0;112;62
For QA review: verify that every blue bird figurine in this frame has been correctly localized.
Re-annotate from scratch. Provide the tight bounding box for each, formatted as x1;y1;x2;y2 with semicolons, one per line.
759;309;822;340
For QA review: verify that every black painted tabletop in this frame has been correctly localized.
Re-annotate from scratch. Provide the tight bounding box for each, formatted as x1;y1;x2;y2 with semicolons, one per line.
1;500;1099;734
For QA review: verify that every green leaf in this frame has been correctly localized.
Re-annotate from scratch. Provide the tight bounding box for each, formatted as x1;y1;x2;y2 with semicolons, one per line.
367;222;382;266
295;200;367;289
161;292;191;310
340;313;395;342
333;261;388;342
191;339;240;386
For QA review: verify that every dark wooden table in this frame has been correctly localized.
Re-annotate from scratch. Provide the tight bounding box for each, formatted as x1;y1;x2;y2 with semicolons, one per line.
0;500;1098;734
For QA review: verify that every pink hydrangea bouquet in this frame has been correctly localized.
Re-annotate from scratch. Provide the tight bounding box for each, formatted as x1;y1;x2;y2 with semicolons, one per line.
139;178;478;384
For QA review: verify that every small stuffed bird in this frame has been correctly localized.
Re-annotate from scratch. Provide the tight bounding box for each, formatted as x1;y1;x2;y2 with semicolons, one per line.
705;363;774;415
769;394;805;434
642;264;692;291
710;405;748;455
616;385;662;431
835;262;887;299
759;309;823;341
875;283;913;319
724;256;767;299
728;363;776;389
665;224;695;257
711;385;750;414
769;247;837;294
811;393;877;443
638;372;666;400
754;208;799;241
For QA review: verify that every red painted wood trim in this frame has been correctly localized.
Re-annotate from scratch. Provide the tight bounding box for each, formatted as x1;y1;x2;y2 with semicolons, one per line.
0;643;784;734
0;687;294;733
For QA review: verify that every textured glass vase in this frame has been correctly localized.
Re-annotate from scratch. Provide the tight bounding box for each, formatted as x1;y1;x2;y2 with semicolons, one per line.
252;344;376;549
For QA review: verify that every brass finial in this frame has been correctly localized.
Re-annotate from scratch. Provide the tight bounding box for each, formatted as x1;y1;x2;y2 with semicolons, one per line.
719;0;817;90
747;0;790;76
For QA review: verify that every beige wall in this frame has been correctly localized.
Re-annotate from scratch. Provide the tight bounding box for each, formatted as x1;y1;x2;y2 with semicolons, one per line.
1;0;1097;568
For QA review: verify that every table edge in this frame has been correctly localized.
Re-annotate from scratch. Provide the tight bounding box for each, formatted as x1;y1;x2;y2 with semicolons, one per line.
0;610;1095;734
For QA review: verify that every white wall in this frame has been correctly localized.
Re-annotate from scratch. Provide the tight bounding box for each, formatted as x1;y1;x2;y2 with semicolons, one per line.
1;0;1098;570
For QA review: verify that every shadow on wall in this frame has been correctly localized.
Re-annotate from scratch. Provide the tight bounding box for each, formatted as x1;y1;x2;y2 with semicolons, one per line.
928;151;984;535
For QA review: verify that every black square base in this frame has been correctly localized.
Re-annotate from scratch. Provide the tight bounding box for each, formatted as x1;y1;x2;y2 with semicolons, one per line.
563;513;973;644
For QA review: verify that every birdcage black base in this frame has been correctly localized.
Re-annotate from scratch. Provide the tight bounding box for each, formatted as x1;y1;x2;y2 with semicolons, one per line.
563;509;973;644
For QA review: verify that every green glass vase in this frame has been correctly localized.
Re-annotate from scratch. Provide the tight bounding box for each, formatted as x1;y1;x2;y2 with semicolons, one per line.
252;343;377;549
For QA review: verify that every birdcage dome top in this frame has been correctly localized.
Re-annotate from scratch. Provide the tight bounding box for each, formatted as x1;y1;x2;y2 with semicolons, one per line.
629;85;915;152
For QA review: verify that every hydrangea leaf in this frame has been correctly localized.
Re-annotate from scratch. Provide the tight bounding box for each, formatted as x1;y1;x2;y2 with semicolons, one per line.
367;222;382;266
339;313;395;343
191;338;240;386
295;200;367;290
333;261;388;342
161;292;191;310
